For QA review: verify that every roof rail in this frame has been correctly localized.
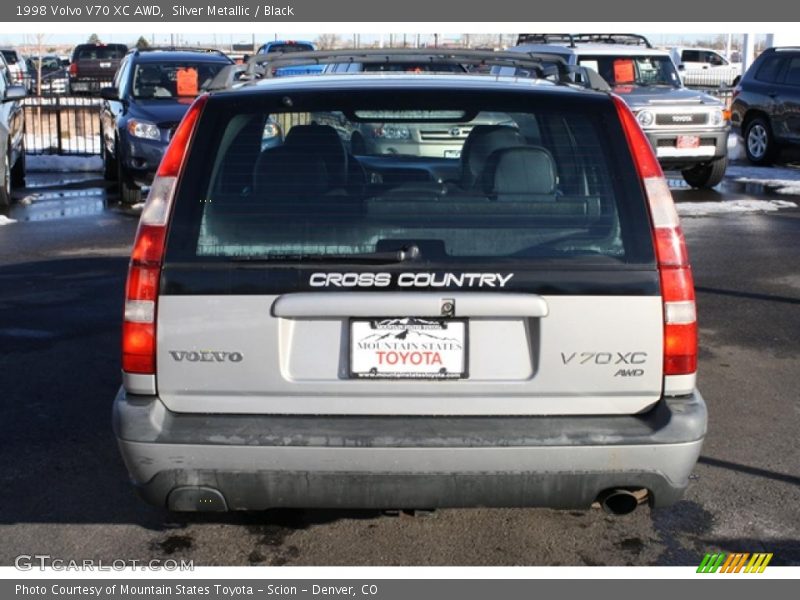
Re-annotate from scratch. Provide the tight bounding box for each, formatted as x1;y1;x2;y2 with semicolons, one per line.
206;48;574;91
131;46;229;56
516;33;653;48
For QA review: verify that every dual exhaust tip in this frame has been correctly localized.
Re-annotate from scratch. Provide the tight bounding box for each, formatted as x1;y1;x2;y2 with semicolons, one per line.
596;488;647;515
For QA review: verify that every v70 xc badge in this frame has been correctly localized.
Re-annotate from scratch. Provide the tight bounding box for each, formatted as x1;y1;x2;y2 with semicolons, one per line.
561;352;648;365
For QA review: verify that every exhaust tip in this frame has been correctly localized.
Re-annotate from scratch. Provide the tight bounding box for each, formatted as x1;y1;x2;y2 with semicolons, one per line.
596;489;646;516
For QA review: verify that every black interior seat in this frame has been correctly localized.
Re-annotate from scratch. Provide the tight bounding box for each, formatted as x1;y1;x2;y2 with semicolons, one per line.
459;125;526;189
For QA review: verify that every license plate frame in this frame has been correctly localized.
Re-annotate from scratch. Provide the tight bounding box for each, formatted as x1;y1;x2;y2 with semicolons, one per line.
349;318;468;380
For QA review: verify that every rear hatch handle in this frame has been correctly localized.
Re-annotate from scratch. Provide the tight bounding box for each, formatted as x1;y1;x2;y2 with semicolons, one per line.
272;292;549;319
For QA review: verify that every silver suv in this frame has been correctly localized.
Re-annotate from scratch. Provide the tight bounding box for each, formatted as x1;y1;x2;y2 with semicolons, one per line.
505;34;730;188
114;50;706;516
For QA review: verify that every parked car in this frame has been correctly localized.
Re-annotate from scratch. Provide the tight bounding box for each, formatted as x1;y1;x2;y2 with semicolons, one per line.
0;48;31;90
731;46;800;165
668;46;742;88
69;43;128;95
28;55;69;95
114;50;704;515
504;34;729;188
256;40;325;76
0;56;27;207
100;48;233;204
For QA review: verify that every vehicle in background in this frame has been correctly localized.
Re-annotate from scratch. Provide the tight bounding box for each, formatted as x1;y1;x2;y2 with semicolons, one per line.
731;46;800;164
256;40;325;76
100;47;233;204
28;55;69;95
113;50;705;515
668;46;742;88
0;48;31;91
0;55;27;207
69;43;128;95
505;34;729;188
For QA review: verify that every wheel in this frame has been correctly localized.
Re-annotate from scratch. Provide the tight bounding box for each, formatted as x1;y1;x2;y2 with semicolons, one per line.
10;143;25;189
0;152;11;208
744;116;775;165
117;154;143;206
103;136;117;181
682;155;728;189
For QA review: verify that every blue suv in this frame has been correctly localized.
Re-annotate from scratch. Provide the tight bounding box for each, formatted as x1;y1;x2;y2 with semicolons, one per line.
256;40;325;76
100;48;233;204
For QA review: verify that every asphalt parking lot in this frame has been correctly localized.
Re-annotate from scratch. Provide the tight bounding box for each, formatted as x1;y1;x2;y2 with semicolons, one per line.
0;168;798;566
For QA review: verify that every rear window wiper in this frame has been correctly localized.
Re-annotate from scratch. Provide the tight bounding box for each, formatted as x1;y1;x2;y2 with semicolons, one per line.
230;245;422;264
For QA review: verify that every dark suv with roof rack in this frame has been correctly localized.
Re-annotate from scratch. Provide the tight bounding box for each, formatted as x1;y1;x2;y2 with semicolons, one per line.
114;49;705;515
501;34;730;189
99;47;233;204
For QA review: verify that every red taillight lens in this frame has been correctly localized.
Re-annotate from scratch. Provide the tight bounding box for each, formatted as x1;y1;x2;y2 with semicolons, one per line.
122;95;207;377
68;63;77;75
613;95;697;381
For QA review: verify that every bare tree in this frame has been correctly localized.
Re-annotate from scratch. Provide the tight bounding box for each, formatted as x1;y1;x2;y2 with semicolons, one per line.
315;34;341;50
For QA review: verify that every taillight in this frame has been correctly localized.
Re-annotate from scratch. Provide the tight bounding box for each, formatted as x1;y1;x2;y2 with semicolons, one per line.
613;96;697;387
122;94;208;376
68;62;77;76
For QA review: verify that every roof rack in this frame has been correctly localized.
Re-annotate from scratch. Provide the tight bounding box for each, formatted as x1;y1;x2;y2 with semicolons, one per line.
516;34;653;49
206;48;577;91
131;46;229;57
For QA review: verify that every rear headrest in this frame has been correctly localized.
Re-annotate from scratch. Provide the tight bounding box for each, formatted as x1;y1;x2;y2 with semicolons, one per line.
460;125;526;187
482;146;558;201
137;66;162;86
253;146;329;198
284;124;348;187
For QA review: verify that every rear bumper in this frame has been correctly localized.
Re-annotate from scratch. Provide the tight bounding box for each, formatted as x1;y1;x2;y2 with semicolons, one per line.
113;389;706;511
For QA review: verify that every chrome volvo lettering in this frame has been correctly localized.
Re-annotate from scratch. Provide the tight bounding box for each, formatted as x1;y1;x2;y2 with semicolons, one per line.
169;351;243;363
309;272;392;287
561;352;648;365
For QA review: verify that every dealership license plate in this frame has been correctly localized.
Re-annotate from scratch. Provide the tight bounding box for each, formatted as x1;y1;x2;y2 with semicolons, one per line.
350;318;467;379
99;62;112;68
444;149;461;158
676;135;701;149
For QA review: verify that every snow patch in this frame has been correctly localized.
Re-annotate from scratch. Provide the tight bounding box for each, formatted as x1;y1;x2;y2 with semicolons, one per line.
677;199;797;216
26;154;103;173
727;133;744;161
726;164;800;196
0;215;17;226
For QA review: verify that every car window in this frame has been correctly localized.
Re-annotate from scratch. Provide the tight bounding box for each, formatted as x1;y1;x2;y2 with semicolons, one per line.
754;55;786;83
360;63;466;73
131;62;226;99
1;50;18;65
263;43;314;54
681;50;701;63
578;55;681;87
166;91;655;266
705;51;726;66
76;45;127;60
784;57;800;86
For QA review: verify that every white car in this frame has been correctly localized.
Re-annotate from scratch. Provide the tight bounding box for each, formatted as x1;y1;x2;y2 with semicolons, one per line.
669;47;741;88
0;48;31;90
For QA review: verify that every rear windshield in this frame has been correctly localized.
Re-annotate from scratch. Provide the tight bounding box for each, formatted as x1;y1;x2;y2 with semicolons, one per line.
132;62;227;99
265;43;314;53
577;55;681;87
167;89;653;265
75;45;127;60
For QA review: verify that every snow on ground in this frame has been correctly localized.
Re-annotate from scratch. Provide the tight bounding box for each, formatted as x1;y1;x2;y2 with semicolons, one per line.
26;154;103;173
727;133;744;161
0;215;17;226
677;199;798;217
725;164;800;196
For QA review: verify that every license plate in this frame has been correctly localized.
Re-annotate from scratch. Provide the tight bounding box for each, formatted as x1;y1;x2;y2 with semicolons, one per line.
676;135;700;149
72;82;88;90
100;62;112;68
444;149;461;158
350;318;467;379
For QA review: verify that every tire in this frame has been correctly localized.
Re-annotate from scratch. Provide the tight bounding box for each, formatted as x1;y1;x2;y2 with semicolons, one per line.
10;143;25;189
0;153;12;208
744;116;775;165
103;136;117;182
117;154;143;206
682;155;728;189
